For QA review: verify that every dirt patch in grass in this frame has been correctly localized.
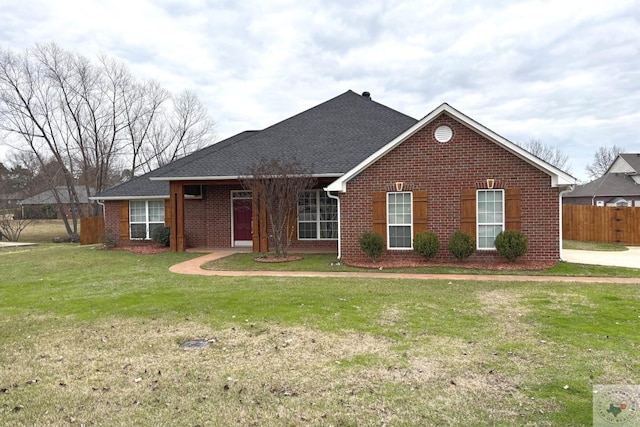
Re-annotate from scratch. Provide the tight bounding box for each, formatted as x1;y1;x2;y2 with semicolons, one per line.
0;318;552;426
477;289;538;347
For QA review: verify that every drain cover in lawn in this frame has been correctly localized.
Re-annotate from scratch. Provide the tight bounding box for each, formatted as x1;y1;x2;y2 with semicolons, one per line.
180;339;213;349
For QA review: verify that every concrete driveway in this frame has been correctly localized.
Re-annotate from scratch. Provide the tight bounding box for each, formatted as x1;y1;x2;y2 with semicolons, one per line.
563;247;640;269
0;242;37;248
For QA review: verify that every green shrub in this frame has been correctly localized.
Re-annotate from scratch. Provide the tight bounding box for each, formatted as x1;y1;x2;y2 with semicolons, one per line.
448;231;475;260
413;231;440;260
494;230;528;262
102;230;118;248
359;231;384;261
152;226;171;247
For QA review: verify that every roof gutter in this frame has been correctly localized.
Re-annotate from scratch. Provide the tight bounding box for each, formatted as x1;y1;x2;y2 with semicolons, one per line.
150;173;343;182
89;195;169;201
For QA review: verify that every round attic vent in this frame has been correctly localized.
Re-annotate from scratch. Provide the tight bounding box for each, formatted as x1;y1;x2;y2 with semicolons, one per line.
434;125;453;143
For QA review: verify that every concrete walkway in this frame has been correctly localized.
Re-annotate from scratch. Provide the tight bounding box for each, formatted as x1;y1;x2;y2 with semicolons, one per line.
564;247;640;269
169;250;640;284
0;242;37;248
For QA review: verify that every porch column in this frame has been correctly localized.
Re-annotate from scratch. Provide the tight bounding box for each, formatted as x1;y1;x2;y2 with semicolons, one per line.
251;193;268;253
169;181;186;252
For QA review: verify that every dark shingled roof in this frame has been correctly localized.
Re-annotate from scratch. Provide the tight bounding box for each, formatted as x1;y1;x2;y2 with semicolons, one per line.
153;90;417;179
94;131;258;199
95;90;417;199
566;154;640;198
21;187;91;204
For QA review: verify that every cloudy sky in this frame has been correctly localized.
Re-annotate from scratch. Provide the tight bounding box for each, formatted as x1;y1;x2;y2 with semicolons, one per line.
1;0;639;182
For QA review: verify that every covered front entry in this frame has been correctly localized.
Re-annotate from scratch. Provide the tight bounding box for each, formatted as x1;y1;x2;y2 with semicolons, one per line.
232;191;252;247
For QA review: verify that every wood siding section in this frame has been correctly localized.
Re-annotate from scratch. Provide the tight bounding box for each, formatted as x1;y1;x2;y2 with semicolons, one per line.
372;192;387;244
413;190;428;235
460;189;476;239
505;188;521;231
169;182;186;251
563;205;640;245
119;201;129;241
80;216;105;245
164;199;171;227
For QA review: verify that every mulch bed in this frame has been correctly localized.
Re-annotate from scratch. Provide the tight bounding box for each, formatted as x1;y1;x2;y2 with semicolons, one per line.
101;242;170;254
101;243;555;271
346;259;557;271
254;255;303;263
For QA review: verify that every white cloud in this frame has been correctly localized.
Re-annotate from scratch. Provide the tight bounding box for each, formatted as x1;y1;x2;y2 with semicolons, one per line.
0;0;639;181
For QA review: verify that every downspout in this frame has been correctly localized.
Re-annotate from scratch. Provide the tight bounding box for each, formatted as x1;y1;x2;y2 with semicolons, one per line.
326;191;341;260
96;199;105;217
559;185;575;261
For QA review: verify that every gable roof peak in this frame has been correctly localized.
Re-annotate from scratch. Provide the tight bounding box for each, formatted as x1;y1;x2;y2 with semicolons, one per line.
326;102;576;192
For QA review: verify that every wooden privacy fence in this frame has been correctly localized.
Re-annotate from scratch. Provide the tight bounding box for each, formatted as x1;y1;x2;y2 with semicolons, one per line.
563;205;640;245
80;216;104;245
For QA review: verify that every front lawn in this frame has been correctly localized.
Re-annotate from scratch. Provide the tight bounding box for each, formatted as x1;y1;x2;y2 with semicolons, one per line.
563;240;629;252
202;252;640;278
1;245;638;426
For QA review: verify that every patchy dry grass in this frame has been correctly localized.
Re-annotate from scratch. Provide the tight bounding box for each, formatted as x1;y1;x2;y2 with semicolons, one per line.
1;245;639;425
563;240;628;252
1;318;554;426
11;219;75;243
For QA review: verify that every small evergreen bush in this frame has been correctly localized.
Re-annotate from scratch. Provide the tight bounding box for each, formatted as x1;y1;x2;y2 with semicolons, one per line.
494;230;528;262
152;226;171;247
359;231;384;261
448;231;475;260
102;230;118;248
413;231;440;261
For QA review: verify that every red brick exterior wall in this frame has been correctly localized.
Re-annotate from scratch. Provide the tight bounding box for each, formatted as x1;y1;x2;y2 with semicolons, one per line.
180;185;233;248
339;113;561;264
183;185;340;250
103;185;338;251
104;201;120;239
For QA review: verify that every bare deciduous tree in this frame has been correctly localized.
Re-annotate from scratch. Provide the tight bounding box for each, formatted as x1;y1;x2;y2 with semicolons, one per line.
585;145;624;180
0;215;31;242
518;139;572;173
144;90;214;170
241;158;316;258
0;43;215;238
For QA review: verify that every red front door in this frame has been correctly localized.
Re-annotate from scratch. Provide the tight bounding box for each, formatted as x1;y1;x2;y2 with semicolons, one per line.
233;198;252;245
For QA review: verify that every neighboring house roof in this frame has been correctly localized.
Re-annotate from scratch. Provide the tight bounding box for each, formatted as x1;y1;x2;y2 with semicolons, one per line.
0;191;23;201
150;90;417;181
94;131;259;200
326;103;576;192
610;153;640;174
565;153;640;199
20;187;91;205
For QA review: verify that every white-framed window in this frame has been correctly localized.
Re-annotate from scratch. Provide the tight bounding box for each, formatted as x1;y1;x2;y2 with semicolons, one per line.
297;190;338;240
477;189;504;250
609;197;631;207
130;200;165;240
387;192;412;249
